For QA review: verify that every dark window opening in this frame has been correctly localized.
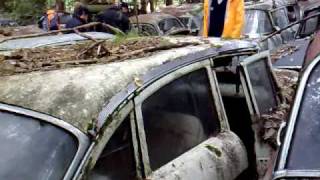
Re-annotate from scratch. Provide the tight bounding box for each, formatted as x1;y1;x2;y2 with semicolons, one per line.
90;116;136;180
215;56;258;179
245;58;278;114
142;69;220;170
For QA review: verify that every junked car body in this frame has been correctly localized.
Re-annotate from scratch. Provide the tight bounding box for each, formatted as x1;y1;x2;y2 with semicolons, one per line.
273;54;320;180
243;1;286;50
0;37;286;180
130;13;190;36
159;3;203;35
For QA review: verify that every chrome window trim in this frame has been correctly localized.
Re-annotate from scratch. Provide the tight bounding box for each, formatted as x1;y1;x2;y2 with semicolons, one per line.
240;71;256;116
134;60;227;176
274;169;320;179
0;103;90;180
240;51;277;116
276;55;320;172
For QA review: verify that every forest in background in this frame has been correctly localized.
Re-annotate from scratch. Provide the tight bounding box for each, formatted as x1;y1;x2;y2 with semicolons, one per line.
0;0;200;25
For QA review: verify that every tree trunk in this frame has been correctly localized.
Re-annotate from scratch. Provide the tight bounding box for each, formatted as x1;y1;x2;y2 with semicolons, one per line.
55;0;65;12
150;0;155;12
140;0;147;14
165;0;173;6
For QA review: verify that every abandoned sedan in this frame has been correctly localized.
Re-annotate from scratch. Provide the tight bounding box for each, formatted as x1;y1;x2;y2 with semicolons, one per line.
273;54;320;180
130;13;190;36
0;36;288;180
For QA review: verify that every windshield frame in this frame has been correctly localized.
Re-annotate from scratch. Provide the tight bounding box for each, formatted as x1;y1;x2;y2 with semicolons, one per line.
0;103;90;180
273;55;320;179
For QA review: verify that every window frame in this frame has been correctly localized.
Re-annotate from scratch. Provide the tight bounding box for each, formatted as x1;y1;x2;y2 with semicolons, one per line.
74;101;143;179
0;103;90;180
239;51;279;116
133;59;229;176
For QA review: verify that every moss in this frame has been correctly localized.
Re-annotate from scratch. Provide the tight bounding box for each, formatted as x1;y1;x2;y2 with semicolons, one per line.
205;144;222;157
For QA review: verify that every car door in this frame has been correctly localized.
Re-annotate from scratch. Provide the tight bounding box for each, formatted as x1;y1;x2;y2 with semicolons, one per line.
133;59;248;180
239;51;280;176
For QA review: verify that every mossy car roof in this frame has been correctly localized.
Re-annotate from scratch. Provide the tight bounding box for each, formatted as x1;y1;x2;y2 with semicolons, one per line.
0;37;256;134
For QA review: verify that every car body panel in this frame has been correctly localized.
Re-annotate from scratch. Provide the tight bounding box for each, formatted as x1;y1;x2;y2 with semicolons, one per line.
273;54;320;179
272;38;311;69
149;132;248;180
0;37;257;134
0;32;114;51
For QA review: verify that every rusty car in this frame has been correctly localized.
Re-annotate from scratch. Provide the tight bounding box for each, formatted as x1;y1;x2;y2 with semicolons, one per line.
0;34;292;180
273;53;320;180
243;0;293;50
129;13;190;36
159;3;203;35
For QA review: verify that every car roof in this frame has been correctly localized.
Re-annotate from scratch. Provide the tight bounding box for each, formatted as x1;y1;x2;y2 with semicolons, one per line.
0;32;114;51
245;0;273;11
159;3;203;17
130;13;179;24
0;37;257;134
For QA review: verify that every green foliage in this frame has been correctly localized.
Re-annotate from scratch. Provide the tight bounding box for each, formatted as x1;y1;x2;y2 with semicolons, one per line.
112;30;141;45
5;0;47;25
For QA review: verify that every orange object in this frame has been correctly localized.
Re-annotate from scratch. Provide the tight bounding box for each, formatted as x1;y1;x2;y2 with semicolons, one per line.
203;0;244;39
46;9;60;30
222;0;245;39
203;0;210;38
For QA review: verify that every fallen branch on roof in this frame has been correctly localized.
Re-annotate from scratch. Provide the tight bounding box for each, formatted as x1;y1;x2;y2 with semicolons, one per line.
0;22;125;44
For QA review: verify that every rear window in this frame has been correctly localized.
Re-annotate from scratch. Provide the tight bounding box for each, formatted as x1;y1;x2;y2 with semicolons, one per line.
158;18;184;34
0;111;78;180
243;10;273;35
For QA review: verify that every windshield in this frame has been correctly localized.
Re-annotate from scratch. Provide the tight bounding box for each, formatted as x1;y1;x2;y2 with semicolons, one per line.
158;18;184;34
0;110;78;180
243;10;273;35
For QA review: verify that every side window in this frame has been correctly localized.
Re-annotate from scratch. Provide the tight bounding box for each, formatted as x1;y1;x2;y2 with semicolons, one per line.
242;55;278;114
272;9;290;29
301;9;320;36
141;69;220;170
90;116;136;180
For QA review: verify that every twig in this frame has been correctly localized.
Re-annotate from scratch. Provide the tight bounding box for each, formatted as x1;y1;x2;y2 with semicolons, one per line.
0;22;125;43
101;23;125;36
77;40;105;59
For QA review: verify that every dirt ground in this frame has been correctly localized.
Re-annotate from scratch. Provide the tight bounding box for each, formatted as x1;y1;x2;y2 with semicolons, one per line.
0;37;195;76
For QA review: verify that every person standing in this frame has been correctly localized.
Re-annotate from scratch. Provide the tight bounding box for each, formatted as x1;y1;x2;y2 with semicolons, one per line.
203;0;244;39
